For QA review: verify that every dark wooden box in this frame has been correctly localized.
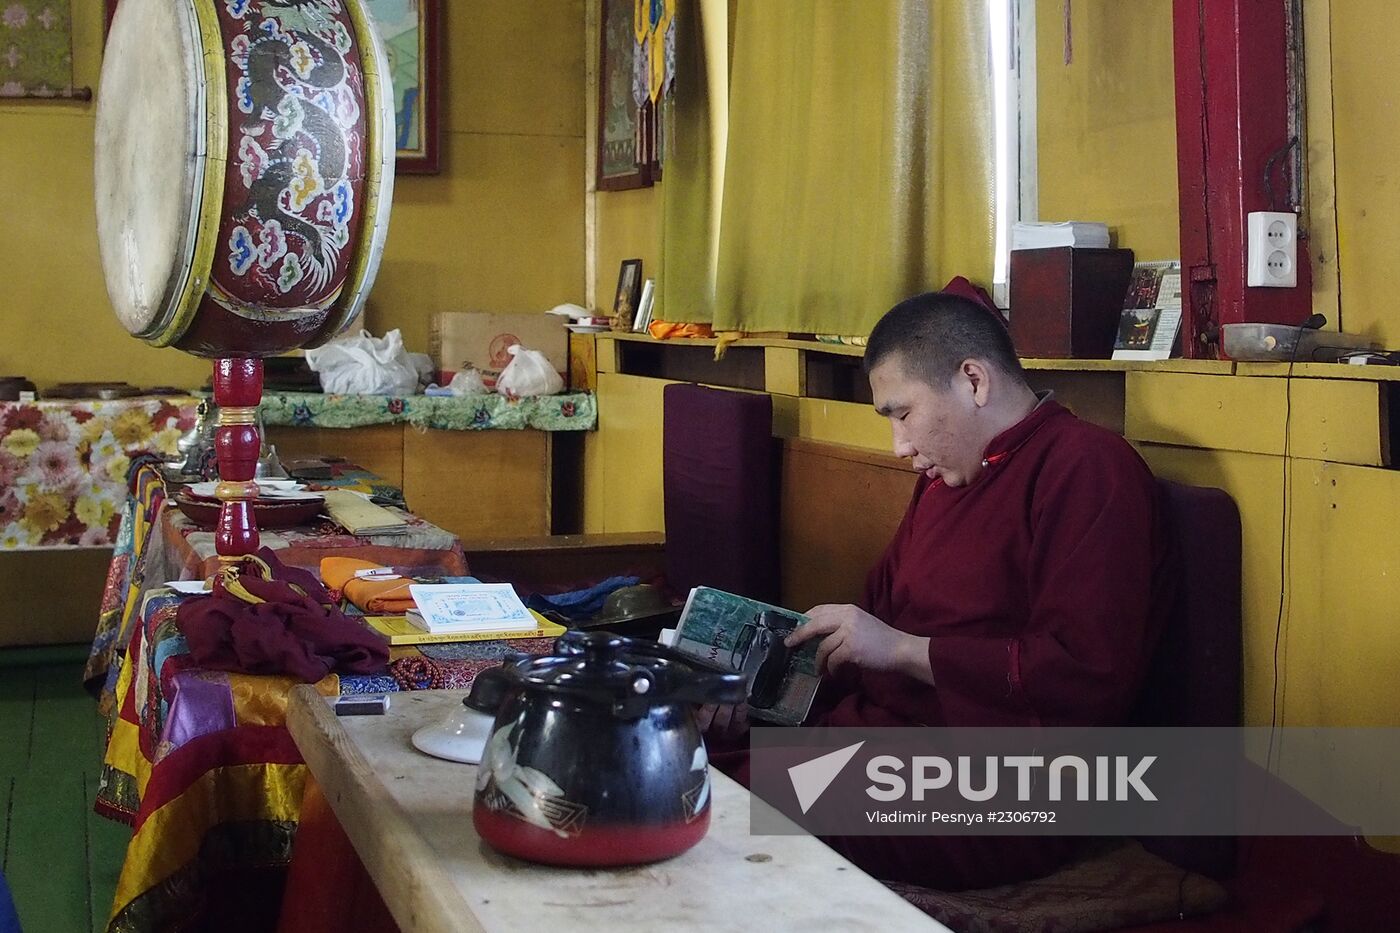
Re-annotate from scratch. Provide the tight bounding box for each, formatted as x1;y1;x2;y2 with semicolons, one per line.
1009;247;1135;359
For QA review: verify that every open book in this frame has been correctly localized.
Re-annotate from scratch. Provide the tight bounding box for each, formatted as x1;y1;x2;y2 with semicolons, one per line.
667;587;821;726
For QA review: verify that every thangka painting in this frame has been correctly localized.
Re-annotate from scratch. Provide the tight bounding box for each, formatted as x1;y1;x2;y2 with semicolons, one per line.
597;0;673;191
0;0;76;98
363;0;440;173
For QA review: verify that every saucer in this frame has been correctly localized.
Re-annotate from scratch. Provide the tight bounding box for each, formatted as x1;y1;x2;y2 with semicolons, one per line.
410;701;495;764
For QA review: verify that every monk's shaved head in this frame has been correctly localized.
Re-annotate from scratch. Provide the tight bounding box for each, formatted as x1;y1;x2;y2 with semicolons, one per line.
863;292;1026;390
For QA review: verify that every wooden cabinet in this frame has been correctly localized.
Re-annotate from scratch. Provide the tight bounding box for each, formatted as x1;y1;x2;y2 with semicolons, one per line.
266;425;558;540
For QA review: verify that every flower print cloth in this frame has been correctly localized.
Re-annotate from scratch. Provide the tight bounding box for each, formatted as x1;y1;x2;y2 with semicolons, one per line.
0;397;198;549
258;390;596;431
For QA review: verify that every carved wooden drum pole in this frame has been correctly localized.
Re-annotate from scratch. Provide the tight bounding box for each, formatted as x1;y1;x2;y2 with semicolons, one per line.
95;0;395;558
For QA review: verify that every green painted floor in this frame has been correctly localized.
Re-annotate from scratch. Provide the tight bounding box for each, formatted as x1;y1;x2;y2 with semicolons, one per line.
1;645;130;933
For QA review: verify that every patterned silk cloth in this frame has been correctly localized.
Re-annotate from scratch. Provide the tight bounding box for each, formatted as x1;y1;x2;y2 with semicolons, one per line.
0;397;199;549
83;460;452;703
88;462;522;932
96;589;553;933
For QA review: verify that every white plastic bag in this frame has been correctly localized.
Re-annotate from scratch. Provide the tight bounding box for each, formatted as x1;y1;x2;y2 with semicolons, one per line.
304;329;420;395
448;368;489;396
407;352;436;389
495;344;564;398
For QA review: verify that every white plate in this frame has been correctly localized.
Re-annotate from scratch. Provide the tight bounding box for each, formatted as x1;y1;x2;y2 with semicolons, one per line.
566;324;611;334
185;480;318;500
410;703;495;764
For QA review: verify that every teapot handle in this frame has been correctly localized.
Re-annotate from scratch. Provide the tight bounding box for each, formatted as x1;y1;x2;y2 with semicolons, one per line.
464;665;511;714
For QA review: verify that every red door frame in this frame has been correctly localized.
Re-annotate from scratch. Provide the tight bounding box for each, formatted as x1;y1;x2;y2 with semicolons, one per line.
1173;0;1312;358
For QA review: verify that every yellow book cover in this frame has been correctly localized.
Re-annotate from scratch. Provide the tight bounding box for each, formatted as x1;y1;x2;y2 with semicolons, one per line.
362;610;565;646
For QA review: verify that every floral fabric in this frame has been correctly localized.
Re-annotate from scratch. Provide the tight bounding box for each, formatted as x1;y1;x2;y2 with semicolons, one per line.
0;397;198;549
258;390;596;431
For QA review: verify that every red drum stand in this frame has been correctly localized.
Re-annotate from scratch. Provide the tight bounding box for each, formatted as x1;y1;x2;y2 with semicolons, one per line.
212;358;264;557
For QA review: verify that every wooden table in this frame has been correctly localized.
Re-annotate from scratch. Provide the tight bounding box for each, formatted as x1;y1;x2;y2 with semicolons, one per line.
284;686;946;932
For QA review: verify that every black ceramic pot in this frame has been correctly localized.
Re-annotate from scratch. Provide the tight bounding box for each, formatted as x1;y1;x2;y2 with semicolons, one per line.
468;630;745;867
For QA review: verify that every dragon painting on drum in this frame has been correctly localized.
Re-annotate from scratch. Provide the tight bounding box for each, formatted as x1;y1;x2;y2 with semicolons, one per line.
223;2;363;312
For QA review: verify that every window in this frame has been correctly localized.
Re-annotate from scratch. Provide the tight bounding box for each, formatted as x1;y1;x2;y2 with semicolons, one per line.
991;0;1037;308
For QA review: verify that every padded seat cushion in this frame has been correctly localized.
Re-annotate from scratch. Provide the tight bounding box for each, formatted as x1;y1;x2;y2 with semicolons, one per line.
886;841;1228;933
662;384;779;604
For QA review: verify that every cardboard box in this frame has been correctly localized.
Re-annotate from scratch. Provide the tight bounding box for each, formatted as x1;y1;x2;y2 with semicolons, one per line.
430;312;570;386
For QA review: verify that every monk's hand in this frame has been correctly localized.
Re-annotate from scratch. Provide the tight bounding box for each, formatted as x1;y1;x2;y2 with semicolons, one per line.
696;701;750;740
787;604;935;685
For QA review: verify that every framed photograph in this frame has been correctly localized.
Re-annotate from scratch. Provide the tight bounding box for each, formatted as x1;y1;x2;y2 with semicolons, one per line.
106;0;442;174
364;0;442;174
613;259;643;329
597;0;657;190
633;278;656;333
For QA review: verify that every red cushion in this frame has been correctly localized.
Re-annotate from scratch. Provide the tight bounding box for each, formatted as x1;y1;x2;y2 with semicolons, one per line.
662;384;779;604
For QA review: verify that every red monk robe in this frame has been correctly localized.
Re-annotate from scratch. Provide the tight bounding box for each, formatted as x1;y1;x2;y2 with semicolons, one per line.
829;396;1170;731
718;397;1172;891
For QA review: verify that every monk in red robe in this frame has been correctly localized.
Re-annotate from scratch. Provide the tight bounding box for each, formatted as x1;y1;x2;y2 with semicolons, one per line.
704;290;1170;890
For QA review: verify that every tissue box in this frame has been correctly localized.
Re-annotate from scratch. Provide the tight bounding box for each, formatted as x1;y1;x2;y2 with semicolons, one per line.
429;312;569;386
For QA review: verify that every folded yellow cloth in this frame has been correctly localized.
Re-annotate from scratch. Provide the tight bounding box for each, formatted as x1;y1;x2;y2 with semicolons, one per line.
320;557;416;614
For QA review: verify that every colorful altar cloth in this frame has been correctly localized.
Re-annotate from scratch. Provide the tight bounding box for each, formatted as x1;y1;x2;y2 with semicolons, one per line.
84;462;462;708
97;588;550;933
0;396;198;549
258;390;597;431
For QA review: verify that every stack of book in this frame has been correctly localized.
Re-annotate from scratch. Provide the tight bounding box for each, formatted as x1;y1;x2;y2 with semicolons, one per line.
1012;221;1111;251
360;582;561;646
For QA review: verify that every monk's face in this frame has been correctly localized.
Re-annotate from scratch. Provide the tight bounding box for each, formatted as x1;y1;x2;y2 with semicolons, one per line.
870;354;989;487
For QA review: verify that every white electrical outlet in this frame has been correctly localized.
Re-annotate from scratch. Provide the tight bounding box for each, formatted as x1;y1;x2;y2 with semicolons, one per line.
1247;211;1298;287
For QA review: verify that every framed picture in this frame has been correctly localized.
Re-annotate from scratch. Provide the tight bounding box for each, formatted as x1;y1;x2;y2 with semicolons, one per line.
633;278;656;333
105;0;442;174
613;259;643;328
597;0;658;190
365;0;441;174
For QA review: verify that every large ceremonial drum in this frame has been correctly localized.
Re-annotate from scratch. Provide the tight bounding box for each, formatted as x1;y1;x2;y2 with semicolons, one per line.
94;0;395;358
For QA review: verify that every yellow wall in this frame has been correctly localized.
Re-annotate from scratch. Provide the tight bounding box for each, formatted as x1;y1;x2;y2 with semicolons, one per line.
0;6;208;388
0;1;585;387
1035;0;1180;261
1329;0;1400;344
594;185;663;313
367;1;586;352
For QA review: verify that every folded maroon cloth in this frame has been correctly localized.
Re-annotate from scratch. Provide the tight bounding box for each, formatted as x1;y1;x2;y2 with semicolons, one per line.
176;547;389;682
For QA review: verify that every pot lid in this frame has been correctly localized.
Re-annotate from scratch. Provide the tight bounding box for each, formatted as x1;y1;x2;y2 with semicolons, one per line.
518;631;682;696
479;631;745;716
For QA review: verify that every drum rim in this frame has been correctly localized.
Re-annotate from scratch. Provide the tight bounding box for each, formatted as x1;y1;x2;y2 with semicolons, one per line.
145;0;226;347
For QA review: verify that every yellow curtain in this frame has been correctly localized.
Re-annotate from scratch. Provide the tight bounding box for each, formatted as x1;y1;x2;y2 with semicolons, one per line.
663;0;994;335
659;0;730;323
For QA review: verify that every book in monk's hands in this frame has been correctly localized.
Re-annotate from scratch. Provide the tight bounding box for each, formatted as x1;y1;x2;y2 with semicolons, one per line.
363;611;564;646
668;586;821;726
406;583;539;635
